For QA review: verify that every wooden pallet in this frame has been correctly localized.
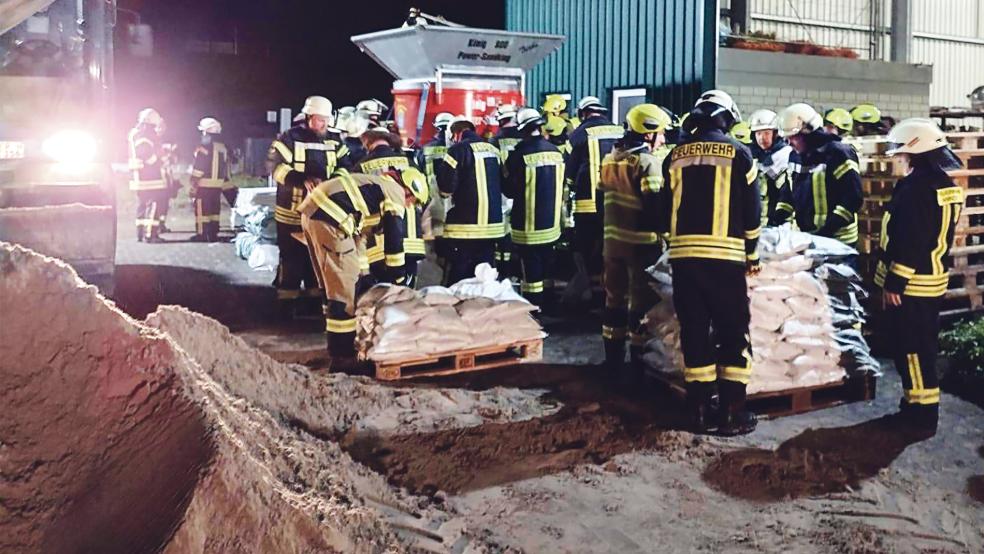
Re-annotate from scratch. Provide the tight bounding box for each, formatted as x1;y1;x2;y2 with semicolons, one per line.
646;371;877;419
373;338;543;381
948;132;984;151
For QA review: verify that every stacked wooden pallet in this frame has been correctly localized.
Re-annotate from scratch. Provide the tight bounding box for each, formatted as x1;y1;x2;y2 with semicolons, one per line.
856;132;984;316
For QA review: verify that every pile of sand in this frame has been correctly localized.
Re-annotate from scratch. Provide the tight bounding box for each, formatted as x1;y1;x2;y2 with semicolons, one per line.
0;243;556;552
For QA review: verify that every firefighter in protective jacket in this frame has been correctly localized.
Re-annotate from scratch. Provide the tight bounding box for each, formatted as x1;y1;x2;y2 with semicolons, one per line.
660;90;761;437
599;104;672;382
874;118;964;434
565;96;624;297
775;102;863;248
297;171;412;358
359;130;428;286
128;108;168;242
502;108;565;306
436;117;507;285
267;96;353;312
190;117;237;242
747;109;793;227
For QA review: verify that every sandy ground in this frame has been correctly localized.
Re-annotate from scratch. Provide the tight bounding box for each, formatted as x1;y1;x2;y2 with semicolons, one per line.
4;189;979;553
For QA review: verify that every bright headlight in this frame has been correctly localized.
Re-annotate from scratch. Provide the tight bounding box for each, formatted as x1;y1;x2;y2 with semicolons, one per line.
42;130;97;164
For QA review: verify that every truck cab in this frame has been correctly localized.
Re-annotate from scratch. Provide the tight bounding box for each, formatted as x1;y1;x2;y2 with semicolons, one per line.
0;0;116;292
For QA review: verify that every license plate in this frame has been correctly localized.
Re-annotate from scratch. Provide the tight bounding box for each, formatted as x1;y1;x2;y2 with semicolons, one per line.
0;141;25;160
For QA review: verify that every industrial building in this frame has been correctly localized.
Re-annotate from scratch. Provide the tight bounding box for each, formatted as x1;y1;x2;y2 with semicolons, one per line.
506;0;984;122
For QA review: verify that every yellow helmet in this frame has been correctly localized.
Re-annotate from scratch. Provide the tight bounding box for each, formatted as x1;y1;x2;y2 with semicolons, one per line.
850;103;881;124
730;121;752;144
543;115;568;137
399;166;429;205
624;103;671;135
542;94;567;115
824;108;854;133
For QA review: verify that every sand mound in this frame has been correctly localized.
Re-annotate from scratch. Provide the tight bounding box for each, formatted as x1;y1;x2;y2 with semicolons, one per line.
1;243;557;552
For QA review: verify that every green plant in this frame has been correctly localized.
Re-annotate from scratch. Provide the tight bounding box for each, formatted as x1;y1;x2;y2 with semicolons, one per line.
940;317;984;376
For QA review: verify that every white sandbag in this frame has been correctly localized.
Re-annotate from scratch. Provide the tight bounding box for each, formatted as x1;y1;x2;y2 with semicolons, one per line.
247;244;279;271
419;286;460;306
781;319;830;338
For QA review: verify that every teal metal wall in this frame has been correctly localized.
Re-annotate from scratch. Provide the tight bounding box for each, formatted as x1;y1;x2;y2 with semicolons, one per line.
505;0;717;114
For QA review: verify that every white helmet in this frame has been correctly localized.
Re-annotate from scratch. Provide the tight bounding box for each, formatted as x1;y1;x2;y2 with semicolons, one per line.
197;117;222;134
138;108;163;126
335;105;356;125
748;109;778;132
515;107;545;132
433;112;454;130
347;111;372;137
694;89;741;123
577;95;607;114
778;103;823;137
301;96;334;118
356;99;387;117
885;118;949;155
495;103;518;122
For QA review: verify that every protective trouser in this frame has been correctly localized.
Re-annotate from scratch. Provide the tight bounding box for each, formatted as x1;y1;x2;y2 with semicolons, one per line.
671;260;752;387
135;189;166;241
886;295;941;412
302;215;360;357
404;259;420;289
194;188;222;241
602;244;661;369
444;238;495;286
222;185;239;209
495;233;517;279
516;244;553;307
275;221;319;303
573;212;604;281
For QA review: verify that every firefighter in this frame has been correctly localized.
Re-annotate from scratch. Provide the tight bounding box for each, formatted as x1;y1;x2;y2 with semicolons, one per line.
190;117;237;242
268;95;353;314
359;130;427;286
128;108;168;243
659;90;761;436
775;103;863;249
297;170;413;358
543;115;572;158
357;98;388;126
491;104;522;161
566;96;624;300
436;116;507;285
730;121;753;145
502;108;565;307
542;94;574;132
598;104;672;382
823;108;854;136
874;118;964;434
415;112;454;243
851;103;888;136
748;109;793;227
337;106;368;165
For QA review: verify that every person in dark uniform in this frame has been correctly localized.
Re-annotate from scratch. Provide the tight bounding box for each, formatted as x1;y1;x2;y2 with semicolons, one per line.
267;95;352;316
436;117;507;285
874;118;964;435
127;108;168;243
190;117;237;242
502;108;565;307
659;90;761;436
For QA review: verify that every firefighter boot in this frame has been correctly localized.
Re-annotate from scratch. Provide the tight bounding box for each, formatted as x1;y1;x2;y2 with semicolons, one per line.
686;381;717;434
603;338;625;381
718;379;758;437
897;398;938;437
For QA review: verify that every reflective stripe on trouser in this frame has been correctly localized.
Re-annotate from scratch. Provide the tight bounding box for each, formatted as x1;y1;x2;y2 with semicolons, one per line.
602;245;661;348
301;215;360;355
135;190;164;240
517;243;553;307
886;295;942;406
275;221;318;301
195;188;221;240
671;259;752;384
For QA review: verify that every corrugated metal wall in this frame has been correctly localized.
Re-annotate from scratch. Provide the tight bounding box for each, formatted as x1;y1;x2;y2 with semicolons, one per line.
735;0;984;108
504;0;717;114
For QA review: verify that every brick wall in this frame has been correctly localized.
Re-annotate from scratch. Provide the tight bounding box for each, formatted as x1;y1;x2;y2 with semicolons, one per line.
718;48;932;121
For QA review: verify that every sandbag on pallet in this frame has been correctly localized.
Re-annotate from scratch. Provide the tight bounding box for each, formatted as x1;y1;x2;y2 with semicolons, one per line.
643;224;880;395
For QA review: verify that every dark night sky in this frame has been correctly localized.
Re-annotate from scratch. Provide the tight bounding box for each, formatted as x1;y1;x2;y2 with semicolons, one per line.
115;1;506;148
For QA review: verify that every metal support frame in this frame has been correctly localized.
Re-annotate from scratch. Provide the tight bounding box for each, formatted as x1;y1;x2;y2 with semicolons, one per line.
890;0;913;63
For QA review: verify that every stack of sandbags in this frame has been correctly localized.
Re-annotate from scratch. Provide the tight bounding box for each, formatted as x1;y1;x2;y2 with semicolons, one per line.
355;264;545;363
643;225;879;395
234;206;278;270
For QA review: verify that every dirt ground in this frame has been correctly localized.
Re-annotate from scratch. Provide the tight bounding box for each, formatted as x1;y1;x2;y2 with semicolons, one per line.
4;192;980;553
